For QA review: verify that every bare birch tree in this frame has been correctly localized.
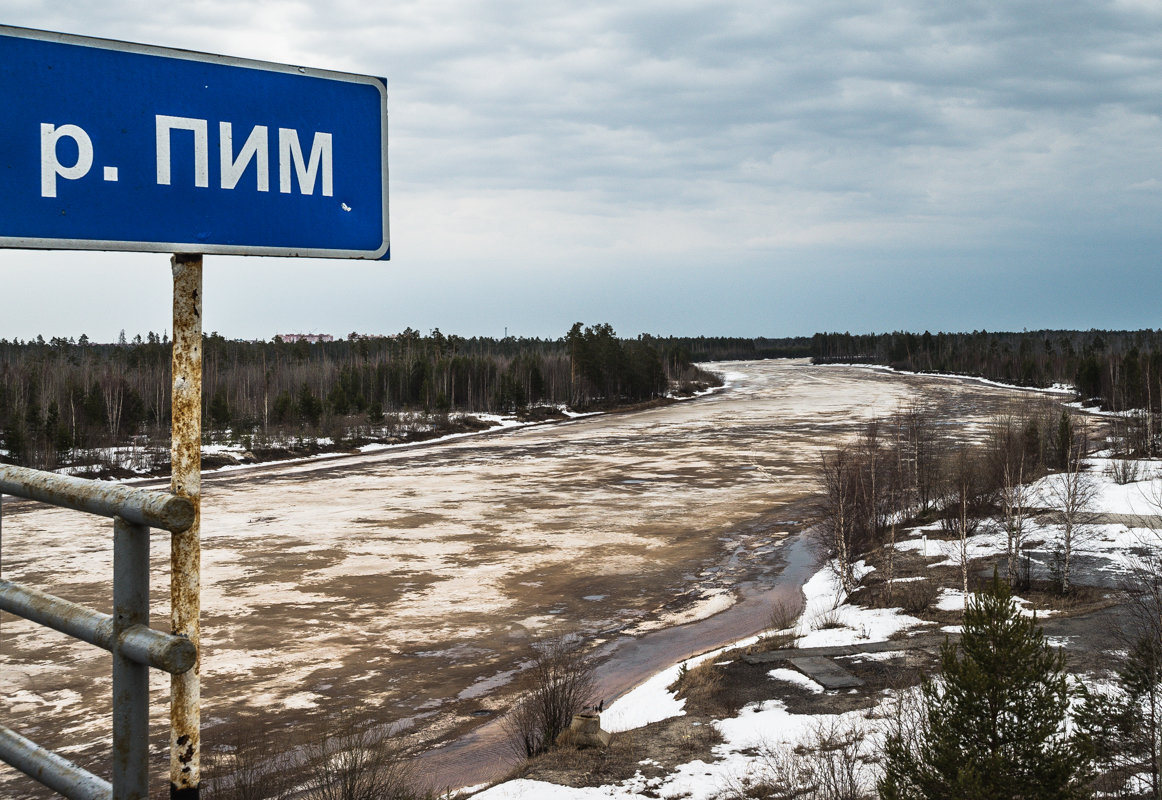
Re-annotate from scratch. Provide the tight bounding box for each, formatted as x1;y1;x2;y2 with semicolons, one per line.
941;447;988;604
883;417;909;602
1039;425;1098;594
992;417;1033;590
818;447;859;593
901;404;942;513
1000;456;1031;589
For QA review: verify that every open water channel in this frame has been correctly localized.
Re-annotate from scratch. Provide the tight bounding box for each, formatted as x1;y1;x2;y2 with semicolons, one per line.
0;360;1048;796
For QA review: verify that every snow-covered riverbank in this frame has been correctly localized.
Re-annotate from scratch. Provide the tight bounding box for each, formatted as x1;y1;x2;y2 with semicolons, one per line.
472;455;1162;799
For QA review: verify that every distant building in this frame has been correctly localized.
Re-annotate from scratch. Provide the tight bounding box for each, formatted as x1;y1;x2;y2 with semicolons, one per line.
277;333;334;344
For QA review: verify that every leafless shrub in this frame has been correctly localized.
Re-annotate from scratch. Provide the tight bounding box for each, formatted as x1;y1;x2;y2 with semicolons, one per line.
811;607;847;631
203;718;296;800
878;684;927;788
801;718;874;800
299;713;424;800
768;599;799;633
1108;457;1143;486
674;719;723;756
757;600;801;650
503;638;596;759
758;630;800;651
722;718;876;800
721;743;812;799
897;580;939;614
204;713;426;800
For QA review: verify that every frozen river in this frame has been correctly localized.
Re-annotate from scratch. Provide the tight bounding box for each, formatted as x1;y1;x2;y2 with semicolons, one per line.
0;360;1044;796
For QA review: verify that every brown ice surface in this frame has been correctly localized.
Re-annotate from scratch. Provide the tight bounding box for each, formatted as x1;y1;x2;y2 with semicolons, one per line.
0;360;1042;797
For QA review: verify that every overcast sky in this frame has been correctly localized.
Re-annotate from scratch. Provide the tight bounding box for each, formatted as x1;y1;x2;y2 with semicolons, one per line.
2;1;1161;342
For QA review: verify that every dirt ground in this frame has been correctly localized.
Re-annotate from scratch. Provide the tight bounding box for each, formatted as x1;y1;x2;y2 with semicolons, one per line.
0;361;1059;797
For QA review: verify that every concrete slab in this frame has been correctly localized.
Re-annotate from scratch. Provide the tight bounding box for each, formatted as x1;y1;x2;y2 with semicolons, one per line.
787;656;864;689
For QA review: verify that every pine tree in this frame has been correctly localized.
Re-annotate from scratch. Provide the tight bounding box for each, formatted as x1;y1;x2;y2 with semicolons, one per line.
297;383;322;427
209;388;231;430
879;576;1091;800
2;421;26;465
1076;634;1162;798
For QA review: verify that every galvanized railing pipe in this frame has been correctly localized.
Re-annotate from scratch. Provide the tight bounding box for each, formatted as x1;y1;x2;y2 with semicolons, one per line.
0;465;199;797
112;517;149;799
0;464;194;533
0;725;112;800
0;579;195;674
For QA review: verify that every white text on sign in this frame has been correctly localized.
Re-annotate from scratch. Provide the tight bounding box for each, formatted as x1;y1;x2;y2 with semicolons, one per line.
40;117;334;198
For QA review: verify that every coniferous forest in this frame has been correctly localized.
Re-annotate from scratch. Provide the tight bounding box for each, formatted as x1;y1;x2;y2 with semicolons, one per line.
0;323;719;472
811;328;1162;412
5;325;1162;474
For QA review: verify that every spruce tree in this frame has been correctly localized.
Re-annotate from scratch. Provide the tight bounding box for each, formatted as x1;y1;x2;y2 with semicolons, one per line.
879;576;1091;800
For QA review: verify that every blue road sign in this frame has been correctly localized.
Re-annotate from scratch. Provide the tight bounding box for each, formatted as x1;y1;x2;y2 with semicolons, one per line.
0;26;389;259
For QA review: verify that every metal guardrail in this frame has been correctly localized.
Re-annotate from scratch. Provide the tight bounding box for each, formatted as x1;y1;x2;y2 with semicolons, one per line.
0;463;197;800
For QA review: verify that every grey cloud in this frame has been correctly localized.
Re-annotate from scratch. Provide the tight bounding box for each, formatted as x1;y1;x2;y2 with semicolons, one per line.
3;0;1162;340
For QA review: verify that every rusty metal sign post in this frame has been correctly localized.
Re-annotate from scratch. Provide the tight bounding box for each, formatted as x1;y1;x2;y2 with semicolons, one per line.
169;255;202;798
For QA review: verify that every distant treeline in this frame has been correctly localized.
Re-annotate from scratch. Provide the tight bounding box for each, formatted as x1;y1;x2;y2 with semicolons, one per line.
662;335;814;361
811;329;1162;412
0;323;720;469
14;324;1162;472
